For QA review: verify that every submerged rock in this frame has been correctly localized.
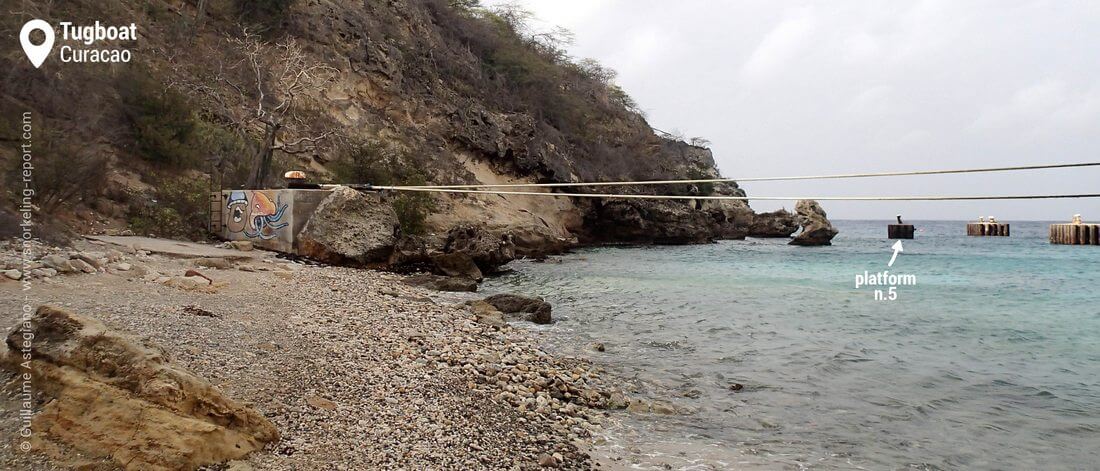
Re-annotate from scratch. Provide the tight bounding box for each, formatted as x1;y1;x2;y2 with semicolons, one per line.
298;186;399;265
482;293;552;324
625;398;678;415
789;199;839;246
2;305;278;470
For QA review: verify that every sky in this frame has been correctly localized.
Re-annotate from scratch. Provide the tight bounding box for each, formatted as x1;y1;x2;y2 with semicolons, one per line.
483;0;1100;220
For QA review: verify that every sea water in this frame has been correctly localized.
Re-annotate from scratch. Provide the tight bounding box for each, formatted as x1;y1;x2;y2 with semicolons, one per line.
482;221;1100;470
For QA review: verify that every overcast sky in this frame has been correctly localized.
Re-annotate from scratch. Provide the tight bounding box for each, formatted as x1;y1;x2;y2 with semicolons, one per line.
485;0;1100;220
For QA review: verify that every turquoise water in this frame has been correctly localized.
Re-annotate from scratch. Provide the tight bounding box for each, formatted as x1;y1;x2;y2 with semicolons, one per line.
483;221;1100;470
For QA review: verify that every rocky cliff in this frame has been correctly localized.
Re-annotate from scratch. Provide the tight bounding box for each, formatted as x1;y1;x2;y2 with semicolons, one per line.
0;0;822;257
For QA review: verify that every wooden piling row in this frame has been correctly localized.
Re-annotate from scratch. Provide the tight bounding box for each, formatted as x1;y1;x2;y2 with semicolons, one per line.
1049;224;1100;245
967;223;1010;237
888;224;915;239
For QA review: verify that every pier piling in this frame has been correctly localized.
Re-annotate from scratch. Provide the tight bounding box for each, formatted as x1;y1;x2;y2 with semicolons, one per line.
888;224;915;239
967;223;1010;237
1049;224;1100;245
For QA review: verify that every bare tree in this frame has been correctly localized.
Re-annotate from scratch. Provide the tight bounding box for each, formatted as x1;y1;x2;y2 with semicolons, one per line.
576;58;616;84
230;32;337;188
689;137;711;148
191;0;207;42
178;29;336;188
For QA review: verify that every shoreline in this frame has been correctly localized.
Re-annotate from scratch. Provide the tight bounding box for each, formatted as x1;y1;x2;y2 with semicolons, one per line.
0;238;623;470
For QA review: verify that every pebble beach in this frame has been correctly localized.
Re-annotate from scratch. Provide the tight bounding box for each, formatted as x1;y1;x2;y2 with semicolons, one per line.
0;238;623;470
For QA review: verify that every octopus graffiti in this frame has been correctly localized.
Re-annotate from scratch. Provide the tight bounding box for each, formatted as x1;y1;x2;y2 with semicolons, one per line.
225;190;289;240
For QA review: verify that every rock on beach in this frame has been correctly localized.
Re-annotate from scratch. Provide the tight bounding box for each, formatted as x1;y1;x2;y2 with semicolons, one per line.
1;305;278;470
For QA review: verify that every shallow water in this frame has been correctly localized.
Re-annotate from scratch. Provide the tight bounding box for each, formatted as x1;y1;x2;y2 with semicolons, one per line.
482;220;1100;470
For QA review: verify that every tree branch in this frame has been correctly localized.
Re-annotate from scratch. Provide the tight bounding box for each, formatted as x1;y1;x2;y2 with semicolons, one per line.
273;130;336;154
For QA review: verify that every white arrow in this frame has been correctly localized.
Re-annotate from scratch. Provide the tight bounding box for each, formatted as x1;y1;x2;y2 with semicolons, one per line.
888;240;904;267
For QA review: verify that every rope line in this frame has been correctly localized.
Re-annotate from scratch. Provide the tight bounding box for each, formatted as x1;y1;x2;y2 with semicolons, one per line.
388;162;1100;190
364;186;1100;201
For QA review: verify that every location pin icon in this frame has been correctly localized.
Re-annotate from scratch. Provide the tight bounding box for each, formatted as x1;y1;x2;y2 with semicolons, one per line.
20;19;55;69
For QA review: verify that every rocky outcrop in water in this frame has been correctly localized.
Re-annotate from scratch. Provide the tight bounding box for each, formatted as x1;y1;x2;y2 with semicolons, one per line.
2;305;278;470
298;186;399;265
578;147;759;244
789;200;839;246
703;197;755;240
748;209;801;238
585;200;717;245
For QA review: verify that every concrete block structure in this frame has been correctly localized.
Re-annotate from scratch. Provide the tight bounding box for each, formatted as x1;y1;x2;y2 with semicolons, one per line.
210;189;332;253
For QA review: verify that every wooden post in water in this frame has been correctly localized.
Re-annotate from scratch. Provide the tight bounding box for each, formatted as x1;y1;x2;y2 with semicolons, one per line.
967;223;1010;236
1050;223;1100;245
888;224;915;239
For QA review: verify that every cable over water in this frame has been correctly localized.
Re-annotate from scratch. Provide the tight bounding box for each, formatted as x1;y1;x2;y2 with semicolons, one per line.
359;186;1100;201
382;161;1100;190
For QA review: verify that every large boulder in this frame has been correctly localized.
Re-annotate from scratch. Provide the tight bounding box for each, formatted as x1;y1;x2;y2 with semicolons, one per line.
482;293;552;324
442;225;516;273
2;305;278;470
748;209;801;238
298;186;399;265
789;200;839;246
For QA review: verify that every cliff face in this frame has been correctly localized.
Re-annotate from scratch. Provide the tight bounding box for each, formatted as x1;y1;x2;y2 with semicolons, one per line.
0;0;757;250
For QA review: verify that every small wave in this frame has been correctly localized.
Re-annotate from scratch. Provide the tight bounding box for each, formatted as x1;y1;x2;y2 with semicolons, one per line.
832;352;873;363
644;340;696;352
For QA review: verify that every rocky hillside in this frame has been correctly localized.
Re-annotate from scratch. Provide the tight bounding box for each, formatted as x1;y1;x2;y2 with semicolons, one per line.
0;0;796;252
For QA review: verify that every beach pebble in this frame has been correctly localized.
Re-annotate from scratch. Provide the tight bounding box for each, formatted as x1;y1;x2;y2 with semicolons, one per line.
538;453;559;467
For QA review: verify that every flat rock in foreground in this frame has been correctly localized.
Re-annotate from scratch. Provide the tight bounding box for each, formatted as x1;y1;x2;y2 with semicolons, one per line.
2;305;278;471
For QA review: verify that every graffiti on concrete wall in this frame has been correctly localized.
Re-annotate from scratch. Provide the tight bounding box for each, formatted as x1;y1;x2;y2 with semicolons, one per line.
225;190;289;240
